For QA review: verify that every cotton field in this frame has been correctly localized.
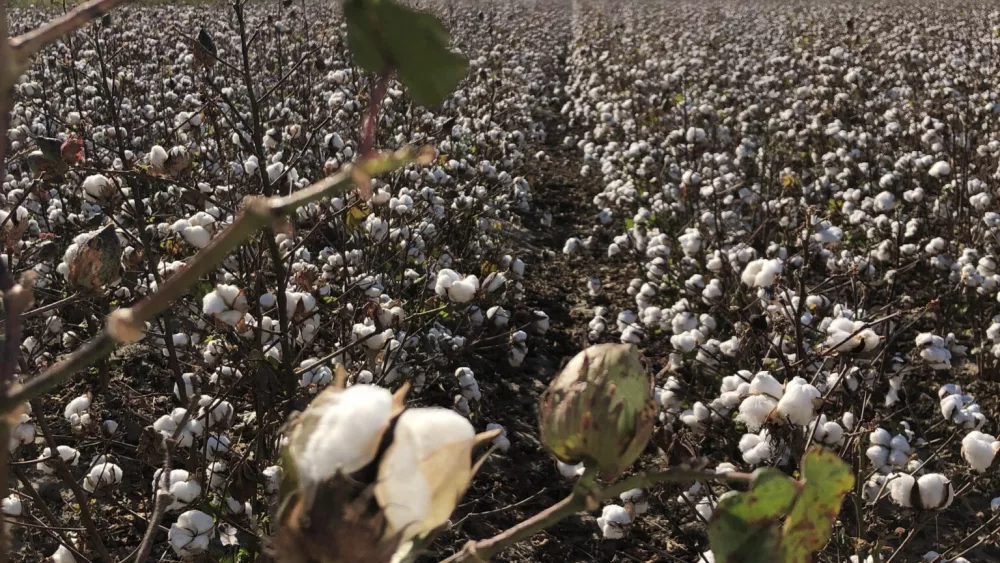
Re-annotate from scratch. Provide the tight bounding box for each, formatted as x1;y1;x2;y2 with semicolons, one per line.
2;0;1000;561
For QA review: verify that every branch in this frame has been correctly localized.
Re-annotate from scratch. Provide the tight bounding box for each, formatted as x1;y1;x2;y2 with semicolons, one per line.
442;466;752;562
0;148;423;415
9;0;133;65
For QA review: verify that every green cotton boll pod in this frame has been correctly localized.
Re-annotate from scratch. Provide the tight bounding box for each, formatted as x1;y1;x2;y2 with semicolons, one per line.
539;343;657;479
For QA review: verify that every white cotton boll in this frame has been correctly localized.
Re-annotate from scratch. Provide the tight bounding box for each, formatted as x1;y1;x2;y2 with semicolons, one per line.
447;276;479;303
267;162;284;184
821;421;844;446
870;428;892;447
916;473;954;510
992;497;1000;513
866;445;889;469
739;430;772;464
149;145;168;169
202;292;227;316
776;382;819;425
888;473;915;507
51;545;77;563
597;504;631;539
749;372;783;399
182;226;211;248
456;368;481;401
619;489;648;515
1;495;21;516
486;423;510;452
842;412;856;430
296;385;393;488
562;237;582;255
928;161;951;178
557;461;585;479
169;510;215;557
873;191;895;212
695;496;716;521
961;431;1000;472
435;269;460;296
83;462;123;493
737;395;776;431
64;394;91;422
263;466;282;494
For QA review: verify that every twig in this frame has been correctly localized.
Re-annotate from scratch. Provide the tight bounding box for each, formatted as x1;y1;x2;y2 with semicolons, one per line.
442;467;751;562
9;0;133;64
0;148;420;415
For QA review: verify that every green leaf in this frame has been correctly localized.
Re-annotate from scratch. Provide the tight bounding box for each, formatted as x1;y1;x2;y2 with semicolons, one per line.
344;0;468;106
709;468;798;562
780;448;855;562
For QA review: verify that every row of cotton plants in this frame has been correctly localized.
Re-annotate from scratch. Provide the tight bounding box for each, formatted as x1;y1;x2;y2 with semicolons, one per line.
556;1;1000;561
2;0;562;560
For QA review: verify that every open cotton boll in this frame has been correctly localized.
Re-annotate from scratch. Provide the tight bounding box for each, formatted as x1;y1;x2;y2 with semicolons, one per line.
888;473;916;507
51;545;77;563
619;489;648;515
169;510;215;557
374;407;477;542
916;474;954;510
83;461;123;493
64;394;91;424
597;504;631;539
776;380;820;425
448;275;479;303
739;429;773;464
557;461;585;479
149;145;168;169
1;495;21;516
749;372;783;399
486;423;510;452
737;394;777;431
434;269;461;296
928;160;951;177
154;468;202;510
456;367;481;401
294;385;393;488
961;431;1000;472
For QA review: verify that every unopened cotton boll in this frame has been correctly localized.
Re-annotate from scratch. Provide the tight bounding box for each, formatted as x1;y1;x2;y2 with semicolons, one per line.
597;504;631;539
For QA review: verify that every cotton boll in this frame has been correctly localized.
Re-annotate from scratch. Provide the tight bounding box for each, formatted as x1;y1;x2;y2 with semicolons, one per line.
597;504;631;539
866;445;889;469
557;461;585;479
294;385;394;489
749;372;783;399
870;428;891;447
51;545;77;563
1;495;21;517
737;394;776;431
961;431;1000;472
776;381;820;425
928;161;951;177
916;473;954;510
83;461;123;493
486;423;510;452
888;473;916;507
169;510;215;557
447;275;479;303
739;430;773;464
